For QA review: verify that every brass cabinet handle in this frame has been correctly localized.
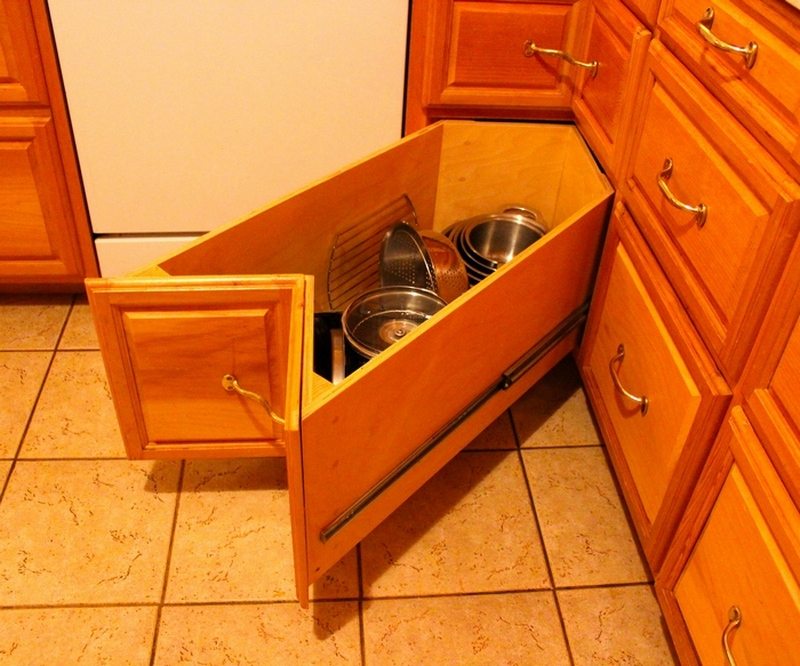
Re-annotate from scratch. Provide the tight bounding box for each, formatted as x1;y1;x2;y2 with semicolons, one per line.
222;374;285;426
722;605;742;665
697;8;758;70
609;344;649;415
523;40;598;78
657;158;708;228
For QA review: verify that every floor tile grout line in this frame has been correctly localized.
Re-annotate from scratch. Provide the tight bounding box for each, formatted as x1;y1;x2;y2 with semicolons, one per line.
149;459;186;666
510;414;577;666
0;298;76;502
0;582;657;613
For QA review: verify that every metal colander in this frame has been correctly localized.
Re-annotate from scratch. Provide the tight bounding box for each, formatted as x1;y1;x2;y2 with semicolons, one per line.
379;223;436;292
379;223;467;303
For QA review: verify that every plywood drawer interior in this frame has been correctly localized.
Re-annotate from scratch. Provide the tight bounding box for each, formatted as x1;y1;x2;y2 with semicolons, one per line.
91;120;614;599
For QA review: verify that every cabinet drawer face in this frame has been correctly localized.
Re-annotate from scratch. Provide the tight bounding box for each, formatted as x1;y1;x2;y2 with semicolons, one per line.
87;277;305;458
0;114;82;280
659;0;800;178
587;241;700;523
429;1;579;110
675;415;800;664
0;2;48;103
573;0;650;180
625;43;800;381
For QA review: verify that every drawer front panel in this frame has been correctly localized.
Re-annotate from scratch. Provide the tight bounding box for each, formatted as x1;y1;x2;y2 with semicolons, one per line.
573;0;651;180
624;42;800;381
87;277;305;458
0;113;84;280
659;0;800;178
587;237;700;522
675;410;800;665
580;203;730;567
0;1;48;103
631;78;766;324
428;1;579;111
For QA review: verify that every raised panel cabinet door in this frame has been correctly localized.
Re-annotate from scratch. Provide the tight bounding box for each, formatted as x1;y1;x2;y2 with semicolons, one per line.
86;276;306;460
572;0;651;182
580;203;729;567
417;0;582;122
659;0;800;180
0;0;48;103
672;408;800;665
0;111;88;281
624;41;800;383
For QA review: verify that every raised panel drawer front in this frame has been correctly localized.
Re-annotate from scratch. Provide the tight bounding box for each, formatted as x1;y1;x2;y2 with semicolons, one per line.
572;0;651;181
674;408;800;665
87;277;305;459
0;1;48;103
126;121;613;601
581;204;729;567
426;0;581;115
625;41;800;383
0;112;85;281
659;0;800;179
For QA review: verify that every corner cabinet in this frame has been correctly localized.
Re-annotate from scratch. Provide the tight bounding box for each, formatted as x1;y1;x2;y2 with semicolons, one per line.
0;0;96;289
87;121;613;605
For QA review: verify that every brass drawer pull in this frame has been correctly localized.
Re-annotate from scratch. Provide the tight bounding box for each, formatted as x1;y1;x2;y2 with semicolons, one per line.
523;40;598;78
697;8;758;70
657;158;708;228
609;344;649;415
722;605;742;665
222;374;285;426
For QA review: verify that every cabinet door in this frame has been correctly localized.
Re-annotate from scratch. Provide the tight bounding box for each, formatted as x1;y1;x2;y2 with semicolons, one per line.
0;112;87;281
660;408;800;665
0;0;48;103
86;276;306;460
572;0;650;182
580;203;729;567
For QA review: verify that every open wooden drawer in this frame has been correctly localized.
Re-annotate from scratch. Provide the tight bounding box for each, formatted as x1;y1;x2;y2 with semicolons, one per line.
87;120;613;604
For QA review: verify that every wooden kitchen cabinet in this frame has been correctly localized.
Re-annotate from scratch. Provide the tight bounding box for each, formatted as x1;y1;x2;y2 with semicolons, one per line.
579;202;729;568
656;406;800;665
0;0;96;289
622;40;800;384
87;121;613;604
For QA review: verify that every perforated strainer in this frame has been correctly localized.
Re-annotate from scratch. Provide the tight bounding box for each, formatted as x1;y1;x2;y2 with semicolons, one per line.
379;223;436;292
379;223;467;303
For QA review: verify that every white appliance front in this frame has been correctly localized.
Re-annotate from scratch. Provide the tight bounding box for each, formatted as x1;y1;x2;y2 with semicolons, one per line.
48;1;410;275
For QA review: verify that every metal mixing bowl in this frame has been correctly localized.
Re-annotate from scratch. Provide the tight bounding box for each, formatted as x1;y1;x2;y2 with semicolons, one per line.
463;212;546;266
342;286;447;358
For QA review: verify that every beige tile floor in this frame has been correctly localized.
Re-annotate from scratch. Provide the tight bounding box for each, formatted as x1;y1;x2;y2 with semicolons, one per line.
0;294;676;665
